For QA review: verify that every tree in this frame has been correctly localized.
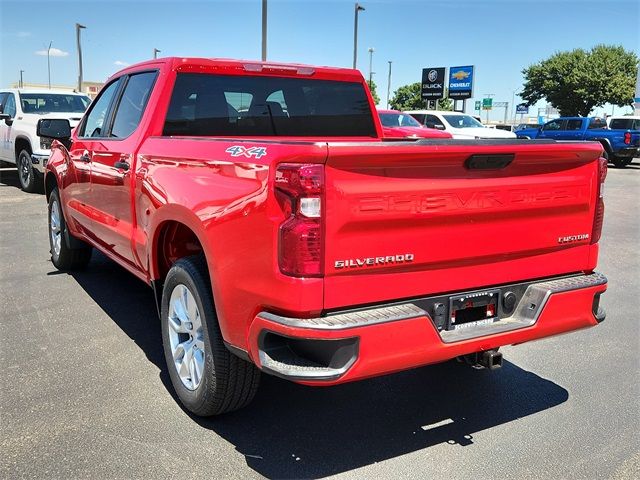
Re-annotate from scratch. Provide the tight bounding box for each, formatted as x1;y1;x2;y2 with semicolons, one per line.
389;82;452;111
367;80;380;105
521;45;638;117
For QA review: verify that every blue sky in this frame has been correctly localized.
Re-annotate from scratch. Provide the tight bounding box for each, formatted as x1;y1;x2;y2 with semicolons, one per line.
1;0;638;120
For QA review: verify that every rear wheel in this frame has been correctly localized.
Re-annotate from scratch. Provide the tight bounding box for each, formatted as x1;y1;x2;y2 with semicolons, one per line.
17;149;42;193
611;155;627;168
161;255;260;416
48;188;92;270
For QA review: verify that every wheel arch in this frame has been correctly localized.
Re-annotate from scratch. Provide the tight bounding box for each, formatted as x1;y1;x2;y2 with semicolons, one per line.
593;138;613;155
44;171;58;201
14;135;32;158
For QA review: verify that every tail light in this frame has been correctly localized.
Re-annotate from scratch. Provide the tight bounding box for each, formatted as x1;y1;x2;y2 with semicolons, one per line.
624;132;631;145
591;156;607;244
275;164;324;277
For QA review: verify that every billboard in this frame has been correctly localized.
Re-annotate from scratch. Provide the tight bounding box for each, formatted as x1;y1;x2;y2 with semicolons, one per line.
516;103;529;114
421;67;446;99
448;65;474;99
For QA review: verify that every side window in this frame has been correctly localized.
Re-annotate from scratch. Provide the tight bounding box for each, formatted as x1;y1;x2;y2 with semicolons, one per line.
425;114;445;128
80;80;121;138
565;119;583;130
410;113;426;124
110;71;157;138
543;120;562;131
4;94;16;117
0;93;7;113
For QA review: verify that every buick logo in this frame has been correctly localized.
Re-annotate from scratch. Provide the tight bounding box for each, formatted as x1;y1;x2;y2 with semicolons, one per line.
428;69;438;82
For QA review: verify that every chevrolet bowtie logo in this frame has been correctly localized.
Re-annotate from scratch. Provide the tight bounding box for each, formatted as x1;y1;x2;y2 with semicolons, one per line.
451;70;470;80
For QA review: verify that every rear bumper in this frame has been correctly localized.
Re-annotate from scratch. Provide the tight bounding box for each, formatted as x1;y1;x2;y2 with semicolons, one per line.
247;272;607;384
615;147;640;158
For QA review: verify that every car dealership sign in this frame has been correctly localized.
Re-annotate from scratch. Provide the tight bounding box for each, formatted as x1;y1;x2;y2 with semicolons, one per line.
421;67;446;99
448;65;474;99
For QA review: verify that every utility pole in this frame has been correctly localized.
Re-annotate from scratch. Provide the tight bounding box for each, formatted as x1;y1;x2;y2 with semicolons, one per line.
76;23;86;92
386;61;392;109
19;70;24;88
511;90;517;125
368;47;374;86
153;48;161;59
261;0;267;61
352;3;365;69
47;41;53;90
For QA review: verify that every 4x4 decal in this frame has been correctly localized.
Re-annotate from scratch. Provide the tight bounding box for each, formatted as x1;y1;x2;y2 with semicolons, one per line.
225;146;267;159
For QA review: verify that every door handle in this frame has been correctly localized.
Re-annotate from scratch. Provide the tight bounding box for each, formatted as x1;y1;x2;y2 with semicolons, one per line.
114;161;130;171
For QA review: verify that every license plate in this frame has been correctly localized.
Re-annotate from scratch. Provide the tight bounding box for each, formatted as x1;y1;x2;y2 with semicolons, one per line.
448;289;500;331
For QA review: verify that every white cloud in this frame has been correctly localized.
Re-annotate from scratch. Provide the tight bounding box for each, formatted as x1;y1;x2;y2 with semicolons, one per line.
35;48;69;57
17;31;31;38
114;60;129;67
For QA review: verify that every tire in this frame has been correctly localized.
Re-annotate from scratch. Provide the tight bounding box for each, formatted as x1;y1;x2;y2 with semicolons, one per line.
17;148;43;193
611;155;627;168
48;188;92;270
161;255;260;416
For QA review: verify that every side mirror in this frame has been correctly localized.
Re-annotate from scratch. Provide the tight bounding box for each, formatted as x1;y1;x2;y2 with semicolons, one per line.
37;118;72;140
0;113;13;126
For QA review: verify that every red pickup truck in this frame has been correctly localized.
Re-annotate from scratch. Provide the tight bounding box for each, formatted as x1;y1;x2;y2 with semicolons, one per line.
39;57;608;416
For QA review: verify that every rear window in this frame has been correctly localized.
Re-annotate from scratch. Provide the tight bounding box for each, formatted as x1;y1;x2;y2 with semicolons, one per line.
609;118;640;130
588;118;606;129
163;73;376;137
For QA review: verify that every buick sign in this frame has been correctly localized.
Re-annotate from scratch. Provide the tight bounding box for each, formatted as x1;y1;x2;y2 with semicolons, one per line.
422;67;446;99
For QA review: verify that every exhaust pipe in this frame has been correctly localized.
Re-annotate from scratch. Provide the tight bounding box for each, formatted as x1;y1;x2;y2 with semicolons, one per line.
459;349;502;370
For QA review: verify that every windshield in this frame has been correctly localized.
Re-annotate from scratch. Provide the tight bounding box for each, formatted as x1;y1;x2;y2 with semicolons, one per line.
442;114;484;129
609;118;640;130
379;112;421;128
20;93;90;114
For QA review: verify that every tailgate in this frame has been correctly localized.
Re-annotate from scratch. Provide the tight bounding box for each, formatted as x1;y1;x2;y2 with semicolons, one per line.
323;140;602;309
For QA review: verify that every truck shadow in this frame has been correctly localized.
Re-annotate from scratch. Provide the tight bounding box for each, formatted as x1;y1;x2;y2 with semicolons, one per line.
65;251;568;479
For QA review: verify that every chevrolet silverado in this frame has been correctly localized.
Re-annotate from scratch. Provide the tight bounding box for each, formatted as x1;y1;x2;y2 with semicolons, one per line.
39;58;608;416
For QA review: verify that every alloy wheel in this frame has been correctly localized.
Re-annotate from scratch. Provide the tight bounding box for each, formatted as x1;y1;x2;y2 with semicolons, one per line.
167;284;205;390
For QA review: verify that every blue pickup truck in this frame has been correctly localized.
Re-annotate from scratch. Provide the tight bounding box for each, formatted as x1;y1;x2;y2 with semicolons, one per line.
516;117;640;168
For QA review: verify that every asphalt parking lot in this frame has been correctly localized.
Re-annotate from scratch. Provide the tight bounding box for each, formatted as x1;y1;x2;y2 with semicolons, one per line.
1;161;639;480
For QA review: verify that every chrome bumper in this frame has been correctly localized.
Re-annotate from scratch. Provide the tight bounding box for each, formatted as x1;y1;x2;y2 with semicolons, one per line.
31;154;48;174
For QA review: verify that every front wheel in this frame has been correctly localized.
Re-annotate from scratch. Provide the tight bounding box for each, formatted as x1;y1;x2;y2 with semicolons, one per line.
161;255;260;416
17;149;42;193
48;188;92;270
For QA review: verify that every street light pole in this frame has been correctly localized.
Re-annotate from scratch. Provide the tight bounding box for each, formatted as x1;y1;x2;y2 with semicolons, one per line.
76;23;86;93
352;3;365;69
153;48;161;59
261;0;267;61
368;47;374;86
19;70;24;88
386;61;392;109
47;41;52;90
